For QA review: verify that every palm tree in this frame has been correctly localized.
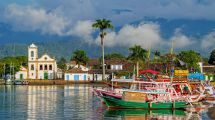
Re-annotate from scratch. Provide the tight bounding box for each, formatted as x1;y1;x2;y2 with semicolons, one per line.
128;45;147;77
92;19;114;80
71;50;89;68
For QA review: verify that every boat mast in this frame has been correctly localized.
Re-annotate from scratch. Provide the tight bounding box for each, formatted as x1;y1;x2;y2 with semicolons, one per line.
13;43;15;80
170;40;174;83
4;64;6;83
10;62;12;80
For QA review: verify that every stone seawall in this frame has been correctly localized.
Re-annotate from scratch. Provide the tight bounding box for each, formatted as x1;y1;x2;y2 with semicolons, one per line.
0;80;104;85
27;80;104;85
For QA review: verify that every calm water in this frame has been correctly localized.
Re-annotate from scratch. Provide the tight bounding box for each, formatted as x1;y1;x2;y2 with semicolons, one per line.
0;85;214;120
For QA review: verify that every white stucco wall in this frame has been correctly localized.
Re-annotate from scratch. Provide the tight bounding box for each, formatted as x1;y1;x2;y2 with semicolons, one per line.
64;73;88;81
15;71;27;80
28;44;57;80
88;74;109;81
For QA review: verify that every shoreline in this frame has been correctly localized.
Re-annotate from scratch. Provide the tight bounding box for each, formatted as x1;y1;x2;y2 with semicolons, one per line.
0;80;105;85
0;80;215;86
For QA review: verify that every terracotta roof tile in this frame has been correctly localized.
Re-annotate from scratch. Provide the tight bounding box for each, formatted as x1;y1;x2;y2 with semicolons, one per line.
66;68;87;73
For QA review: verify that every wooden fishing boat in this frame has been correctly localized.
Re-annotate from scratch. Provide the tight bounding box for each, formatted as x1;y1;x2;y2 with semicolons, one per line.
93;88;122;99
102;95;187;109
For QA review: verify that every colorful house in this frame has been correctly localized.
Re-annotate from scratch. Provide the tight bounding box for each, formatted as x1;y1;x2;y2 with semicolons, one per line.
15;66;28;80
87;59;133;81
64;68;88;81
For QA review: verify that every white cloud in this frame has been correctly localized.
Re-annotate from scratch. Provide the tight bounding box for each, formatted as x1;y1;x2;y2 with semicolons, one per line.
201;31;215;49
170;29;195;48
4;4;69;36
95;22;162;49
94;22;198;50
3;4;95;42
68;20;94;43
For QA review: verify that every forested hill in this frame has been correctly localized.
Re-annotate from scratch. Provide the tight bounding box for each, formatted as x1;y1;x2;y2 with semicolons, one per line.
0;40;129;61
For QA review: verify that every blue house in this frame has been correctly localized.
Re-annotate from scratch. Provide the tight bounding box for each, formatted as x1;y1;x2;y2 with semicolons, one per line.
64;68;88;81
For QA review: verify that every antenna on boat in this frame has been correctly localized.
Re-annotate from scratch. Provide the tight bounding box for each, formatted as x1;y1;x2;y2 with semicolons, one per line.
170;40;174;55
147;48;151;69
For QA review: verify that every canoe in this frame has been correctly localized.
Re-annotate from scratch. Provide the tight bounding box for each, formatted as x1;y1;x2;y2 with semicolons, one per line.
102;96;187;109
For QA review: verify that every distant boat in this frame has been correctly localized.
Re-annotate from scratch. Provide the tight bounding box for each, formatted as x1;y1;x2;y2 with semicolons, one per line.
5;79;14;85
13;80;29;85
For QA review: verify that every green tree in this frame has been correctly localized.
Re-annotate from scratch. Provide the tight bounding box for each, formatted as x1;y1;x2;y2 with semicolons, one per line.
71;50;89;68
92;18;114;80
104;53;126;60
0;56;27;79
152;50;161;63
208;49;215;65
57;57;67;71
127;45;147;77
177;50;201;72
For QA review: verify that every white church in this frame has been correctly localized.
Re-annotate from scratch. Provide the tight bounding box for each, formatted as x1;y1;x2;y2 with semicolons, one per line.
27;43;57;79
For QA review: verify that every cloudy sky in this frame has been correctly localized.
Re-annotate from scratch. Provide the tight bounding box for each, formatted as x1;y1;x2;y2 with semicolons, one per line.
0;0;215;53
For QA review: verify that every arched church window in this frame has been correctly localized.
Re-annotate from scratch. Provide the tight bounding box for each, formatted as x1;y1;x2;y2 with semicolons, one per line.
44;65;47;70
31;65;34;70
49;65;52;70
40;65;43;70
31;51;34;57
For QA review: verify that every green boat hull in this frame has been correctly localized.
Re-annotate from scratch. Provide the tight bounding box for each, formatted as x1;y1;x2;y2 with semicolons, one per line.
104;109;186;117
102;96;187;109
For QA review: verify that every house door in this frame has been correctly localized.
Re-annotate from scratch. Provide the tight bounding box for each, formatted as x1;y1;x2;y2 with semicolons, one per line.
74;75;79;80
66;75;70;80
84;75;87;80
44;72;48;80
20;74;23;80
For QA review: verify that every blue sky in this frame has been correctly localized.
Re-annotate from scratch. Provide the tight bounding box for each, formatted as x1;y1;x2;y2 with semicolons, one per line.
0;0;215;53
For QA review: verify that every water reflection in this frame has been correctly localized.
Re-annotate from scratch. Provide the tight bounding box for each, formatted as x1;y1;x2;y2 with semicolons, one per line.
0;85;214;120
0;85;103;120
104;109;187;120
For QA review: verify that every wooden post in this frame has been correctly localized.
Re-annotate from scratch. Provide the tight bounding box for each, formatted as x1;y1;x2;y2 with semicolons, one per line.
173;102;175;109
149;102;152;109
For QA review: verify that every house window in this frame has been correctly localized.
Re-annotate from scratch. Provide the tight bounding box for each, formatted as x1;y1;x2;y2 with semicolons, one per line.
107;65;111;69
111;65;122;70
31;65;34;70
31;73;33;76
111;65;117;70
115;65;122;70
49;65;52;70
40;65;43;70
44;65;47;70
31;51;34;57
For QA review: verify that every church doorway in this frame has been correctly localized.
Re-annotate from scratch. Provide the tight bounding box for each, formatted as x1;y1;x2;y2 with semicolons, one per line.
20;74;23;80
44;72;48;80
